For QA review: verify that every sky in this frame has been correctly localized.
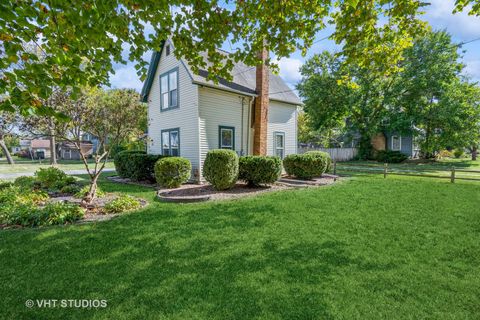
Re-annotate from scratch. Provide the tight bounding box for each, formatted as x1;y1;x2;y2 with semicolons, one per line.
109;0;480;93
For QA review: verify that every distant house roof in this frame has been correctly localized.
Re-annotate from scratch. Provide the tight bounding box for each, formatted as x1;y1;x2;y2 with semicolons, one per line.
31;139;50;149
141;41;302;105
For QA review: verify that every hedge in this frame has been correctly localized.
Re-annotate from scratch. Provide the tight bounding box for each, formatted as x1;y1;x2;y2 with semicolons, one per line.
283;153;329;179
203;149;238;190
376;150;408;163
238;155;282;186
154;157;191;188
114;150;165;181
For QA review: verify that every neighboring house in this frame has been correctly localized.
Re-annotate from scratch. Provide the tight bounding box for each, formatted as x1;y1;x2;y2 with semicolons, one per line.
30;139;51;159
81;133;100;153
58;141;93;160
11;146;22;154
371;131;418;158
141;39;301;181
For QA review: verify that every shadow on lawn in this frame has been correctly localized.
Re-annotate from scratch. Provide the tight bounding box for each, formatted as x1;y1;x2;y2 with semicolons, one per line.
3;194;401;320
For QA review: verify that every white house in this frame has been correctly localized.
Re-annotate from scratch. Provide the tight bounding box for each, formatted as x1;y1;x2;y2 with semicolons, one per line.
141;40;302;181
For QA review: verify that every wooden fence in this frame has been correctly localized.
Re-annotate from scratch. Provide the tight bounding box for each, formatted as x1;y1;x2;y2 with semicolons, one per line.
298;147;358;161
332;162;480;183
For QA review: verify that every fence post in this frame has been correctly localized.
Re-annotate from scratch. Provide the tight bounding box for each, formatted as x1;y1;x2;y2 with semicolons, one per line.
451;166;455;183
384;163;388;178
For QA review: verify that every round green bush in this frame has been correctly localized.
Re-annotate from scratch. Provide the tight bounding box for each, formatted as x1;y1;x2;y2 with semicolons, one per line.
283;153;328;179
238;156;282;186
203;149;239;190
113;150;146;178
304;151;332;173
154;157;191;188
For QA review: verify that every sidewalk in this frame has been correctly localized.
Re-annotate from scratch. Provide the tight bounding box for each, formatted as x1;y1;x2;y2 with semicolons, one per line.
0;168;116;180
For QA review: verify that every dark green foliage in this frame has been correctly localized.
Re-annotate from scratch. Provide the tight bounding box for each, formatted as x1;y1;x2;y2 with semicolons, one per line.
203;149;239;190
376;150;408;163
113;150;146;178
238;156;282;186
34;167;76;191
304;151;332;173
283;153;329;179
60;184;82;195
13;176;38;190
154;157;191;188
114;151;164;181
104;195;141;214
454;149;464;158
0;180;13;190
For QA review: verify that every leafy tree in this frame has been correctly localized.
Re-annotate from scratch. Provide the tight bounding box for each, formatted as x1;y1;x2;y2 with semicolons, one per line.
297;52;399;158
54;88;145;203
393;31;472;158
454;0;480;15
0;1;426;116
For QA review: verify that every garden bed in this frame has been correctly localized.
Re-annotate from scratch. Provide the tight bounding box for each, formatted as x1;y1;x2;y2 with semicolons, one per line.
157;175;339;203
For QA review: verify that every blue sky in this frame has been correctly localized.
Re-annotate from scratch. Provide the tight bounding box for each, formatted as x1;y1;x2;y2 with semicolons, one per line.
109;0;480;92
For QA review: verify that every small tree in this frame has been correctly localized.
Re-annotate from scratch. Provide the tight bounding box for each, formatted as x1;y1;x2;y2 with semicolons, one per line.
57;88;145;204
0;109;19;164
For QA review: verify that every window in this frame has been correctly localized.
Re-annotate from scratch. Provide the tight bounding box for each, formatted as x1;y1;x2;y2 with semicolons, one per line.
165;44;170;56
274;132;285;159
391;135;401;151
219;126;235;150
160;68;179;111
161;128;180;156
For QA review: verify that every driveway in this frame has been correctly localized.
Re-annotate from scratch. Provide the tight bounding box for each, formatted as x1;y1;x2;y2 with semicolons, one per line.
0;168;116;180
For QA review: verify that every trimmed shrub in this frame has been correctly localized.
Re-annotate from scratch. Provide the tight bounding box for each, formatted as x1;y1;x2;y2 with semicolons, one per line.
129;153;165;181
104;195;141;214
60;184;82;195
203;149;239;190
114;150;164;181
154;157;191;188
283;153;328;179
238;156;282;186
304;151;332;173
113;150;146;178
376;150;408;163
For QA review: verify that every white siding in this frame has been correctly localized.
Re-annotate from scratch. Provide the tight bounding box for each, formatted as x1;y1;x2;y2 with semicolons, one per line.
198;87;250;175
267;101;298;157
146;40;200;179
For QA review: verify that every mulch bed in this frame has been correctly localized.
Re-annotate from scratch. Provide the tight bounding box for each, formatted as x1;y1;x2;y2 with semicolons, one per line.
157;174;339;203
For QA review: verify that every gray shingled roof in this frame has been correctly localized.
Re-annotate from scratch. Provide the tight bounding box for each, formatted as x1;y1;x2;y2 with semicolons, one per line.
184;51;303;105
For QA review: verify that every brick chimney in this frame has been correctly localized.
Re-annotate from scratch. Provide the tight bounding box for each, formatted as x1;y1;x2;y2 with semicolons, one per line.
253;46;269;155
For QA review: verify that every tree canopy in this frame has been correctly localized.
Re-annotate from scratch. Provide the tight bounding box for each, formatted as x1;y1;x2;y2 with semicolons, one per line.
0;0;428;116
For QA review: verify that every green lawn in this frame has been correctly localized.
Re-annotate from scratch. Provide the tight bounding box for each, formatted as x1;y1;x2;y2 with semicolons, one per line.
0;157;114;174
1;174;479;319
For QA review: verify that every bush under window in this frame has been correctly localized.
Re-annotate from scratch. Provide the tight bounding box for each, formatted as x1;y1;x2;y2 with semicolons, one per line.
203;149;239;190
113;150;146;178
154;157;191;188
114;150;164;181
238;156;282;186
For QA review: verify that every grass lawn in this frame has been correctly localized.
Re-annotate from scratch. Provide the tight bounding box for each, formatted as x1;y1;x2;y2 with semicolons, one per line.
0;157;114;175
1;174;479;319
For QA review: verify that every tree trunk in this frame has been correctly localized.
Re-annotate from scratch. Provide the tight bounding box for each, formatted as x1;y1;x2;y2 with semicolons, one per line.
49;131;57;165
0;136;14;164
472;145;478;161
82;174;99;205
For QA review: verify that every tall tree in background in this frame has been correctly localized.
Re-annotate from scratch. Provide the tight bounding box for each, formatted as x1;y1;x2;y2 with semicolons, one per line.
297;52;399;158
393;31;475;158
0;1;427;117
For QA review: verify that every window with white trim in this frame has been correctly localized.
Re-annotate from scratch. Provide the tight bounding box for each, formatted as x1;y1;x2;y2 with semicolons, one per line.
160;68;178;111
161;128;180;156
219;126;235;150
391;135;401;151
274;132;285;159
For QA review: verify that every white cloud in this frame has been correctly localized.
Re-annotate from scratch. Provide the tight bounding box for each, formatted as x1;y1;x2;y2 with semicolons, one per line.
274;57;303;86
109;65;143;92
463;59;480;80
424;0;480;39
